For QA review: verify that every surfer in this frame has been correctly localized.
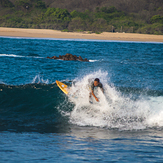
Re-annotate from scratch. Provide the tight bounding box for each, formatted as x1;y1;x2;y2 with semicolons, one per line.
89;78;104;102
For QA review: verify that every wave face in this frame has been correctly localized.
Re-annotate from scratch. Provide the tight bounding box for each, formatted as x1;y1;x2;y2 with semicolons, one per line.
0;82;73;133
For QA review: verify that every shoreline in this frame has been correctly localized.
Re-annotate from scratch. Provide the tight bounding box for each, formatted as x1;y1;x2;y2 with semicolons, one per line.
0;27;163;42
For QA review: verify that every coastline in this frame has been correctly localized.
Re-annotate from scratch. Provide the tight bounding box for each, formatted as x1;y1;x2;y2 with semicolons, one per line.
0;27;163;42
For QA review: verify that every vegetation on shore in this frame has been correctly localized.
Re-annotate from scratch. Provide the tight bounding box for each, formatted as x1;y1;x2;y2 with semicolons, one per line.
0;0;163;34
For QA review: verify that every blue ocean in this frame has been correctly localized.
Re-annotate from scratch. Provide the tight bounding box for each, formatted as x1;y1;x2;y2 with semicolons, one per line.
0;37;163;162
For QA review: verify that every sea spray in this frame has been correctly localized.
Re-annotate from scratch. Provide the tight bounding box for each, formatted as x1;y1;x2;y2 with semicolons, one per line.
146;96;163;127
32;74;49;84
66;70;163;130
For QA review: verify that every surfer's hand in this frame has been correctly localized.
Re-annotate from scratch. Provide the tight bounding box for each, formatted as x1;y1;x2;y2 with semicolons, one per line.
95;97;99;102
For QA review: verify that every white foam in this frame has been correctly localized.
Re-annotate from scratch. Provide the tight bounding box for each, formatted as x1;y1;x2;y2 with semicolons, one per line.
89;60;98;62
0;54;24;58
0;54;43;59
146;96;163;127
65;70;163;131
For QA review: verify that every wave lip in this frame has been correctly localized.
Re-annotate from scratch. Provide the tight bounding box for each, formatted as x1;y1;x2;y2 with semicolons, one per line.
32;75;49;84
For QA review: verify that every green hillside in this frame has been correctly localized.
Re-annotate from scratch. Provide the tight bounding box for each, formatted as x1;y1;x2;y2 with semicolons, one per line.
0;0;163;34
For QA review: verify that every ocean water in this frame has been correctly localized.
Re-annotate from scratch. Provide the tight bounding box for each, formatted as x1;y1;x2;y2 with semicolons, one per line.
0;37;163;162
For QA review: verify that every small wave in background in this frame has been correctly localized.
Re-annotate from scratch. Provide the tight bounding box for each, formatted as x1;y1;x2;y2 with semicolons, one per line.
0;54;43;59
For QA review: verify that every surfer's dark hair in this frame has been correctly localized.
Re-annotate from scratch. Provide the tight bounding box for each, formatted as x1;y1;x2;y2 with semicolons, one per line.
94;78;100;82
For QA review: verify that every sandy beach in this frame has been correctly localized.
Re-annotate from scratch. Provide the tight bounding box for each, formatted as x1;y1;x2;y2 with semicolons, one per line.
0;27;163;42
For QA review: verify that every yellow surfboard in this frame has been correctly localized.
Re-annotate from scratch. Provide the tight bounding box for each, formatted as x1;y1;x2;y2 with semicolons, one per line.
56;80;69;95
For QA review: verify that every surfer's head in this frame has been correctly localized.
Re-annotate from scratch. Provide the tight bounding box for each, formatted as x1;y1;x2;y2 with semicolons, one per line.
94;78;100;86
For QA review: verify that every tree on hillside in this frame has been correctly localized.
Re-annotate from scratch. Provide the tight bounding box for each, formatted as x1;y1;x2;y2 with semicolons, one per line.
151;15;163;24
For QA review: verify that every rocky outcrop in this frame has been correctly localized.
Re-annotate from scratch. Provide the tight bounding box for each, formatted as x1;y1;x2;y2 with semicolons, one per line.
47;53;89;62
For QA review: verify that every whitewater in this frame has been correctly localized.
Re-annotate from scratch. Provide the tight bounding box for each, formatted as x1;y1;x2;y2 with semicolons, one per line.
55;70;162;131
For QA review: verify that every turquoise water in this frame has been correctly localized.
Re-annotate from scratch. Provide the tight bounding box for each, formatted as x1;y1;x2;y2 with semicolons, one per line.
0;37;163;162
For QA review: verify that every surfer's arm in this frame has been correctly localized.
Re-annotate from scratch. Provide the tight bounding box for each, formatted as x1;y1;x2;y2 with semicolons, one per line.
91;90;99;102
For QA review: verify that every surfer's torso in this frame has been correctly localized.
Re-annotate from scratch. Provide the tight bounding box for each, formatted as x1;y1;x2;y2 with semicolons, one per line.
90;81;103;91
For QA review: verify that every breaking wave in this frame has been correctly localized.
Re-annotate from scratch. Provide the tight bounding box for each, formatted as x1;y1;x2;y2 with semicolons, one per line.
67;71;163;131
0;71;162;132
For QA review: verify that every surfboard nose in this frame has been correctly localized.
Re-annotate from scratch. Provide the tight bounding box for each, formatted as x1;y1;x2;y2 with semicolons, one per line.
56;80;69;95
